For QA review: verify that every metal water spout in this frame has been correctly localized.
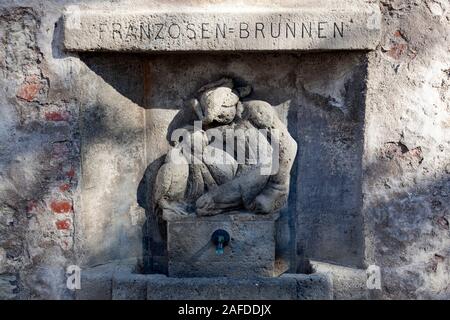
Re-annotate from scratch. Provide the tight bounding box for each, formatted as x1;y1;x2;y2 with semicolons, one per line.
211;229;230;255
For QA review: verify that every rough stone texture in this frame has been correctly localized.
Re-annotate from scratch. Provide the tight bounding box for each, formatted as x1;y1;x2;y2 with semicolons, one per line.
362;0;450;299
78;54;146;267
0;275;18;300
282;273;333;300
112;270;148;300
73;262;332;300
0;0;449;300
75;263;113;300
166;213;278;277
0;5;78;300
75;258;138;300
311;260;371;299
147;273;332;300
63;2;381;52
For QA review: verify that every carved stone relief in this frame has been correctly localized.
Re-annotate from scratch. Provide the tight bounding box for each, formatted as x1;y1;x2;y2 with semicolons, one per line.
153;78;297;221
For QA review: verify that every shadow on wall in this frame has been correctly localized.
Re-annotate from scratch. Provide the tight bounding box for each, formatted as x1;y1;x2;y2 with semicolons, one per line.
362;144;450;299
76;51;370;275
295;55;368;270
77;53;300;274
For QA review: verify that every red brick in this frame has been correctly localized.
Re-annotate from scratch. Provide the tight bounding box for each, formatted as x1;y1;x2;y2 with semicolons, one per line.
51;143;69;160
436;216;449;230
59;183;71;192
394;30;402;37
26;200;38;214
45;111;70;122
387;43;408;60
62;240;70;250
66;168;75;178
50;200;72;214
16;78;41;102
55;219;71;230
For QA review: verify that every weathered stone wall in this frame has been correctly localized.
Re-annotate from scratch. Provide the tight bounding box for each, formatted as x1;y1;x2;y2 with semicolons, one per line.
0;0;448;299
363;0;450;299
0;6;79;299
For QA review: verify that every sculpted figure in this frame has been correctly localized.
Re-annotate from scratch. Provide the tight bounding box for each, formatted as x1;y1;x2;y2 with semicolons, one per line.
153;78;297;220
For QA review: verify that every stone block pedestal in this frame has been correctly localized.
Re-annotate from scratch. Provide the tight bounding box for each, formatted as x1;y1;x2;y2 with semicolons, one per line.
75;261;333;300
74;260;376;300
165;212;279;278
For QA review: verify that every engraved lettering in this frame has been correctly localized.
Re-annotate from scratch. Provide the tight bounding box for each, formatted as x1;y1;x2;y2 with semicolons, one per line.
286;22;296;38
112;22;122;40
140;23;150;40
98;23;107;40
66;12;372;51
255;22;265;38
216;23;226;39
168;23;181;39
334;21;344;38
186;23;196;39
201;23;210;39
240;22;249;38
155;23;164;40
318;21;327;38
301;22;311;38
125;23;138;40
270;23;281;38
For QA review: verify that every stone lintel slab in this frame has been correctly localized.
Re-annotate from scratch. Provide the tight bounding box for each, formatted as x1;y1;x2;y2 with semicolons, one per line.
63;3;381;52
75;269;333;300
146;273;332;300
166;212;279;277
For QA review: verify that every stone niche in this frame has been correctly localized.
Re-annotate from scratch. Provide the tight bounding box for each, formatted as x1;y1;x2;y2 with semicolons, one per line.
67;1;381;299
